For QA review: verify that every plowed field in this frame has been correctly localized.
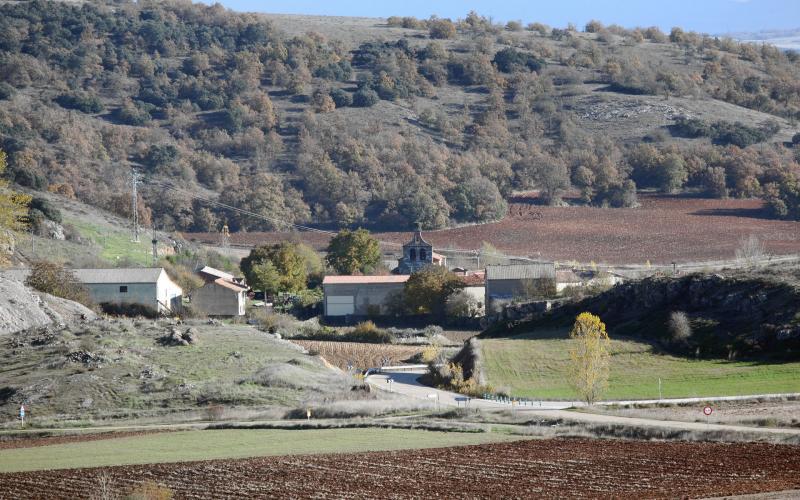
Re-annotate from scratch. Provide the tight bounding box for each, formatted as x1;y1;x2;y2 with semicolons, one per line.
2;438;798;499
182;194;800;264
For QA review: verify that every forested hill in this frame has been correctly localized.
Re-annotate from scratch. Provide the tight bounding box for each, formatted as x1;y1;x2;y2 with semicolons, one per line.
1;1;799;234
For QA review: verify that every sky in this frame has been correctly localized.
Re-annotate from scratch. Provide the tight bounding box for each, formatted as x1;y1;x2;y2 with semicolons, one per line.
207;0;799;35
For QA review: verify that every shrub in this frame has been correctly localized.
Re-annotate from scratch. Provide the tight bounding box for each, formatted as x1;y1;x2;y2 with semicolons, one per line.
0;82;14;100
28;197;62;223
25;260;93;307
329;88;353;107
429;19;456;39
352;88;379;107
668;311;692;345
492;48;544;73
55;92;104;114
100;302;160;318
114;100;152;125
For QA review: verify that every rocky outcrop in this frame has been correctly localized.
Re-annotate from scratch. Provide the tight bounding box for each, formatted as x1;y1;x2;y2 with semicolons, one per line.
0;276;96;335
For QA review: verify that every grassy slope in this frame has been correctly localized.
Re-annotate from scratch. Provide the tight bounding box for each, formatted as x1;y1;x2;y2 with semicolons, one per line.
0;321;351;424
480;329;800;400
0;428;519;473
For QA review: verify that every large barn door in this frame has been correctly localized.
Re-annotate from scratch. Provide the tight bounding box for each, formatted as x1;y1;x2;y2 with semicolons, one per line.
327;295;354;316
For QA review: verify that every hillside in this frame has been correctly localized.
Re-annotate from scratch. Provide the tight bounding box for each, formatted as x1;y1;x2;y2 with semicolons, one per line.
486;263;800;360
1;0;799;241
0;317;402;425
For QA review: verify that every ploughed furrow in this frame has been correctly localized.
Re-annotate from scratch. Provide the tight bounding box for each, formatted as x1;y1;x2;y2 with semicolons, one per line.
1;438;799;499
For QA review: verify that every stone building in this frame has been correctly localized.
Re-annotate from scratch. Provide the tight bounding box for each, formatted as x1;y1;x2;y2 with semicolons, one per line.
394;231;446;275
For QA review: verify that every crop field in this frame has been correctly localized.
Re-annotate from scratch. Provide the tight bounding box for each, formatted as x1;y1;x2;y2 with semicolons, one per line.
480;329;800;400
183;194;800;265
291;340;425;370
1;438;798;498
0;428;516;474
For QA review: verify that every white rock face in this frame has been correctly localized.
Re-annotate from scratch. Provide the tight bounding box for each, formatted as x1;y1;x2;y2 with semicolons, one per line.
0;276;96;335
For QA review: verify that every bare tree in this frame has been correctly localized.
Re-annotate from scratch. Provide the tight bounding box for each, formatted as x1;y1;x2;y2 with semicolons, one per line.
735;235;767;267
668;311;691;345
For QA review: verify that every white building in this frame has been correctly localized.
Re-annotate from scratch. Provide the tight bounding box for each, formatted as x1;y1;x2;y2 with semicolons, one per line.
192;266;248;316
72;268;183;313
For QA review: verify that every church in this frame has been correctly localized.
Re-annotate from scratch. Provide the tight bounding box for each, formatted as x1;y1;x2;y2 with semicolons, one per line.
394;231;447;274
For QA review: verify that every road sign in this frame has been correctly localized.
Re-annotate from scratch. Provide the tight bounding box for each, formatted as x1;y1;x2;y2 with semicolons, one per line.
427;394;438;399
703;406;713;416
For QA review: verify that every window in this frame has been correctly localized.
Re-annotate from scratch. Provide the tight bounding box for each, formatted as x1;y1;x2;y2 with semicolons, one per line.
420;249;427;261
119;285;128;293
409;248;416;261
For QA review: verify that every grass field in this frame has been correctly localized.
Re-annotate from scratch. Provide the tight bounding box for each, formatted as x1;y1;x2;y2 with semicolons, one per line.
66;218;155;266
0;428;519;473
480;329;800;400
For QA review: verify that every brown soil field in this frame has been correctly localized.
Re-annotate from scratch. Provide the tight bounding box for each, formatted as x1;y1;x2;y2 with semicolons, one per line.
0;431;168;451
291;340;425;370
1;438;799;499
182;194;800;265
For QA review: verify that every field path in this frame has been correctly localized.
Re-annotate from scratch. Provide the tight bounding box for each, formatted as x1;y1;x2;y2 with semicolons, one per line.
368;369;800;438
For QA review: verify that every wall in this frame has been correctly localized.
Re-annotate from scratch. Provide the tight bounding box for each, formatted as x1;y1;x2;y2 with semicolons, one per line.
87;282;158;309
323;282;405;316
485;278;552;310
192;283;244;316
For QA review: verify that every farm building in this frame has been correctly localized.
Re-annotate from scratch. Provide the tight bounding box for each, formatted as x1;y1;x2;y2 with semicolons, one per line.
322;275;410;317
455;269;486;311
71;268;183;313
485;263;556;311
394;231;446;274
192;266;248;317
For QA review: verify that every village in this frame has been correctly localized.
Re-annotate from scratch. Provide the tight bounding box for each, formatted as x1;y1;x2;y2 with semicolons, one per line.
1;230;623;326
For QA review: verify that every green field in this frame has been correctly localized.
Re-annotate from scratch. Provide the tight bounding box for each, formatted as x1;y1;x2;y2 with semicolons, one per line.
67;218;154;266
0;428;519;473
480;329;800;400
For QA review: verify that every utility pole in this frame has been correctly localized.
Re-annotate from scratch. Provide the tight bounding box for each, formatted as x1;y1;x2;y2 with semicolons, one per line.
151;221;158;266
131;169;140;243
220;221;230;256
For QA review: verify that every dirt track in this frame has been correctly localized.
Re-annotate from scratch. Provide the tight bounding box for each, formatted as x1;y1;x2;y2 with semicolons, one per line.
1;438;798;499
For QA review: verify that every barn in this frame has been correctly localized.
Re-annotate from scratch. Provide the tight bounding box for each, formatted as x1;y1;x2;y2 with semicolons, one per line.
192;266;248;317
71;268;183;313
322;275;409;317
485;263;556;311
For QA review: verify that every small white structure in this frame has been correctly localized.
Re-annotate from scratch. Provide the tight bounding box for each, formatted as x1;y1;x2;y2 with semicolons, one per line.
72;268;183;313
192;266;248;317
322;275;409;317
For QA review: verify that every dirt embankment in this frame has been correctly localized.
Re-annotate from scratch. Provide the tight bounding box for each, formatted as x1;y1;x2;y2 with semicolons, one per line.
0;277;95;336
0;438;798;498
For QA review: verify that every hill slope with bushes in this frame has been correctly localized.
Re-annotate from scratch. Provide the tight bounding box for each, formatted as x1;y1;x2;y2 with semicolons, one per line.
1;1;800;233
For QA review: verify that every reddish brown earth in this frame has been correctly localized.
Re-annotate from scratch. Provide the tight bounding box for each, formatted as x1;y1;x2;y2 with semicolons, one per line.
1;438;799;499
183;194;800;264
0;431;169;451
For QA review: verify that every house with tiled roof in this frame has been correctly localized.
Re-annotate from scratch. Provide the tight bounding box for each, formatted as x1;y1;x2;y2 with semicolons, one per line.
192;266;248;316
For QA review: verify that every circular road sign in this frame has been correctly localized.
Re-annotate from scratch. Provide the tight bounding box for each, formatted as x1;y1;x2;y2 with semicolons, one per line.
703;406;713;416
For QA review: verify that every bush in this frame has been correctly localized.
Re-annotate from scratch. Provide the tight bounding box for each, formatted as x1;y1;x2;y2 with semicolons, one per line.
352;88;379;107
492;48;544;73
25;260;93;307
668;311;692;345
329;88;353;108
114;100;152;125
55;92;104;114
0;82;14;100
429;19;456;39
29;197;62;223
100;302;160;318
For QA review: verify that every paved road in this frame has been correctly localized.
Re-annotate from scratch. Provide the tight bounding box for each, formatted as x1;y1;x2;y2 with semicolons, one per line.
367;369;800;437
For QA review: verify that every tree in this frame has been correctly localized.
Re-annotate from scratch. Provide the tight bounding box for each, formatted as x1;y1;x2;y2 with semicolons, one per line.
569;312;610;405
403;266;464;317
240;242;308;294
428;18;456;39
0;149;31;265
325;229;381;275
735;234;767;267
352;88;379;107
